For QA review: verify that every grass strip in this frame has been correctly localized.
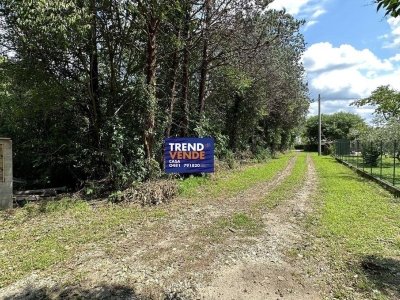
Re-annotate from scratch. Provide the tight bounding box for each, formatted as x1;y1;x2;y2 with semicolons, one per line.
0;200;166;287
179;153;295;199
311;154;400;299
313;155;400;256
255;152;308;210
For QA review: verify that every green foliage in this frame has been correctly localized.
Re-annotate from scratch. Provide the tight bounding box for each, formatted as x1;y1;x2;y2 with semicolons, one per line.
0;0;309;191
362;146;381;167
194;116;229;158
352;86;400;123
376;0;400;17
304;112;367;145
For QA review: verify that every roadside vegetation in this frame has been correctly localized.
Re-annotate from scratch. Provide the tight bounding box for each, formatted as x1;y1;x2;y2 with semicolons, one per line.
0;1;308;192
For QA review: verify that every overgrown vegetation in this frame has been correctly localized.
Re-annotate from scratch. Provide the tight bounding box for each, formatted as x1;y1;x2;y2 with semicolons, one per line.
0;1;309;191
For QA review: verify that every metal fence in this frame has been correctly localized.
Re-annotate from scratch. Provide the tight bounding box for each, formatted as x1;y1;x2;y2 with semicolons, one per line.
334;139;399;187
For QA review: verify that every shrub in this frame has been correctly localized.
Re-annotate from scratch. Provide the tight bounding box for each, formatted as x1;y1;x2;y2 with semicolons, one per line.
362;147;381;167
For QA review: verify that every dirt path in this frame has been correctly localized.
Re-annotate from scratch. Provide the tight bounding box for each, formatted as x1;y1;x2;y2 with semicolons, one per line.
197;154;321;299
0;154;325;300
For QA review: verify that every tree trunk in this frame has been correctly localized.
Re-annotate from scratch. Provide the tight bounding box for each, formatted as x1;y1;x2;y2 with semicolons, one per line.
165;29;181;138
180;9;190;137
198;0;212;119
228;92;242;151
89;0;101;149
144;16;159;160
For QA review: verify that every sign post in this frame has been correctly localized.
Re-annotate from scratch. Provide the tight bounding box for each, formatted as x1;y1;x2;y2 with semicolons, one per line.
164;137;214;174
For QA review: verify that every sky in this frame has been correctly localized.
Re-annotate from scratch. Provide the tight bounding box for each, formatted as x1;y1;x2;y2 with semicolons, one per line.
268;0;400;122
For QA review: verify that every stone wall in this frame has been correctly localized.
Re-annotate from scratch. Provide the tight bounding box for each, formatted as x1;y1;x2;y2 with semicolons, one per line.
0;138;12;209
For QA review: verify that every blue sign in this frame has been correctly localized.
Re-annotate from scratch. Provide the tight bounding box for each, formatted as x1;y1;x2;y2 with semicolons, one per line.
164;137;214;174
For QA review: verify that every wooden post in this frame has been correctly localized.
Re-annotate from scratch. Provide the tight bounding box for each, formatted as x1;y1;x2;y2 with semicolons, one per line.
0;138;13;209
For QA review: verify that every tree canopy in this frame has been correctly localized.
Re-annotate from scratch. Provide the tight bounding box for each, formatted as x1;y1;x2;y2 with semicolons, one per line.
352;85;400;123
376;0;400;17
0;0;309;191
304;112;367;145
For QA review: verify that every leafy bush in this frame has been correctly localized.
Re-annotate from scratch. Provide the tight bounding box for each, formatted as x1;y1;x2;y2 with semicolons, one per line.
254;147;272;162
225;150;237;169
362;145;381;167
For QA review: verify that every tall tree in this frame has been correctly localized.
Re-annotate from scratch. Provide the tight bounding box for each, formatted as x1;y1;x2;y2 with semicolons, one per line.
352;85;400;122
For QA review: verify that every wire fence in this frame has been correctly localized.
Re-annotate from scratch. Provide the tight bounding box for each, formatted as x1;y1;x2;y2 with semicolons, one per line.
334;139;400;187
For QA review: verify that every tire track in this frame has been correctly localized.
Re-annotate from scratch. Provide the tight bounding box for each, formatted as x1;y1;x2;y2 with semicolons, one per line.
198;154;321;300
0;155;300;299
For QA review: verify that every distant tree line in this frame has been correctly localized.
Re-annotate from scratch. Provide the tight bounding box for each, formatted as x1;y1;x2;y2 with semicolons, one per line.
303;112;367;153
353;85;400;162
0;0;309;190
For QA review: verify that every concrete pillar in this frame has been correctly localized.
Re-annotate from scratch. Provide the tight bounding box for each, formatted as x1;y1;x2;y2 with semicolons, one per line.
0;138;13;209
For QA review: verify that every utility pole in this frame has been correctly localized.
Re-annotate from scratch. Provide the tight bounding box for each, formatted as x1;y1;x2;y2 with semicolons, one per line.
318;94;322;156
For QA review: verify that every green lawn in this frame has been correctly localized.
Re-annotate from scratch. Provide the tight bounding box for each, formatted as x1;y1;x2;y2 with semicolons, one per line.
339;154;400;186
312;154;400;299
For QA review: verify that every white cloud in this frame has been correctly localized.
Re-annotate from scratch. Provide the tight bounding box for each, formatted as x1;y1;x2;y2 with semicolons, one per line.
268;0;313;15
303;42;393;73
268;0;328;30
303;42;400;122
308;100;375;122
311;8;326;19
303;42;400;97
304;20;317;30
390;54;400;62
382;17;400;48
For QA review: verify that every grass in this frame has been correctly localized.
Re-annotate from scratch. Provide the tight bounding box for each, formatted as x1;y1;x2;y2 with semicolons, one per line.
311;154;400;299
255;152;308;209
339;154;400;186
178;153;294;198
0;199;167;287
0;153;295;288
200;212;263;241
200;152;309;243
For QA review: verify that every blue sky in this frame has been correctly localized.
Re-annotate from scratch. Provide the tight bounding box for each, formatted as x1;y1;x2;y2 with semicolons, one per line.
269;0;400;122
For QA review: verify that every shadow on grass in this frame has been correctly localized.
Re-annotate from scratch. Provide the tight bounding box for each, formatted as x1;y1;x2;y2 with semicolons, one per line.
360;255;400;298
3;284;154;300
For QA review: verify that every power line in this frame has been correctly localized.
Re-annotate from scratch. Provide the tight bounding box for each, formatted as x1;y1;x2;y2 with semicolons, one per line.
311;97;361;102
